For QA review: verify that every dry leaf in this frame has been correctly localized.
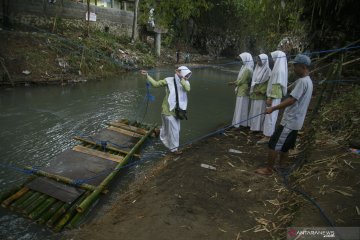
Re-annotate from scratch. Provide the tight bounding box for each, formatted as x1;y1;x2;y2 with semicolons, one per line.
332;189;353;197
266;199;280;206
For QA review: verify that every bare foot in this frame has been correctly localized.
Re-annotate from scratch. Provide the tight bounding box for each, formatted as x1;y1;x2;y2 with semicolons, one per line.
255;167;273;175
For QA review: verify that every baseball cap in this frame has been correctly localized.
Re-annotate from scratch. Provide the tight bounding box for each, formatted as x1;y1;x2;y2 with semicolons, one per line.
289;54;311;66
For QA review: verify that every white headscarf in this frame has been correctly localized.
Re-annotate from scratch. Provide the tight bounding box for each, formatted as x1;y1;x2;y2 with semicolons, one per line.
237;52;254;80
177;66;192;79
250;54;271;93
166;66;191;111
268;50;288;96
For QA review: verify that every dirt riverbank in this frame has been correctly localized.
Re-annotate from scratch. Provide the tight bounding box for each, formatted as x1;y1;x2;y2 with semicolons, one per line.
70;126;360;240
0;29;213;88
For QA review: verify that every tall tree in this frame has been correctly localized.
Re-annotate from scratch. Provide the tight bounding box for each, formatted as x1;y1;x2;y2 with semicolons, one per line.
132;0;140;42
86;0;90;37
2;0;11;29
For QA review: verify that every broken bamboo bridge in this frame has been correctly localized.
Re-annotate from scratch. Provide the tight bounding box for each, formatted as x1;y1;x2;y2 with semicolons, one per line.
0;119;156;231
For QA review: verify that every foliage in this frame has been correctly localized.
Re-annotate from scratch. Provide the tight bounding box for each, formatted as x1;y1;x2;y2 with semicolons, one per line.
138;0;307;56
138;0;211;48
303;0;360;49
194;0;307;56
315;86;360;143
139;0;211;27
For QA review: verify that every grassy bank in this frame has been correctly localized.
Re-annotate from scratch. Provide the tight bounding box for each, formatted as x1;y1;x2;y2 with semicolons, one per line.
0;26;156;87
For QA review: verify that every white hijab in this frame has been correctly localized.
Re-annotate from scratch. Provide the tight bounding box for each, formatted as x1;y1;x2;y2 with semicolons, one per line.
250;54;271;93
268;50;288;96
166;66;191;111
237;52;254;80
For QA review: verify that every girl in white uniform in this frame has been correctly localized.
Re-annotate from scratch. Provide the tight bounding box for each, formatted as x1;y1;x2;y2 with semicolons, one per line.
140;66;191;154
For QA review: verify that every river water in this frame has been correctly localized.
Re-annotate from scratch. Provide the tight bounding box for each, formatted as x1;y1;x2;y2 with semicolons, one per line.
0;64;240;239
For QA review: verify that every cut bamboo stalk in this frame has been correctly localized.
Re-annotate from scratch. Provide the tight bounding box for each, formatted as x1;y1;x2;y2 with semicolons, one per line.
37;201;64;224
76;126;155;213
72;145;125;163
29;197;57;220
53;192;90;232
73;136;140;157
1;187;29;207
0;185;25;202
66;199;93;229
107;122;147;135
107;126;143;138
9;190;33;210
19;192;42;210
313;38;360;65
46;203;71;227
23;168;98;191
23;194;49;215
66;211;84;229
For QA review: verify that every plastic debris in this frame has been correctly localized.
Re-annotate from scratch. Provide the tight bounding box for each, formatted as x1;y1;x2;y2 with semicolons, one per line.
229;149;243;154
350;148;360;155
200;163;216;170
22;70;31;75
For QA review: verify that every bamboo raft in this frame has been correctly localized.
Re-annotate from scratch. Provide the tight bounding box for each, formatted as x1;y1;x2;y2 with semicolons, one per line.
0;119;156;231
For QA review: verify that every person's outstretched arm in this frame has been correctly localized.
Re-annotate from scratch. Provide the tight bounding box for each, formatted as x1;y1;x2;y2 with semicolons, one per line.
140;70;167;87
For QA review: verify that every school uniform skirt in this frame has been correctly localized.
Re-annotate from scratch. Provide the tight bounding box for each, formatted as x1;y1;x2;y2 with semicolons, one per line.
249;99;266;131
160;114;180;152
232;96;249;128
263;98;281;137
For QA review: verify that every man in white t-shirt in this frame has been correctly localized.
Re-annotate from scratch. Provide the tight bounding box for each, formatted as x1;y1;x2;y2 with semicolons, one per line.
256;54;313;175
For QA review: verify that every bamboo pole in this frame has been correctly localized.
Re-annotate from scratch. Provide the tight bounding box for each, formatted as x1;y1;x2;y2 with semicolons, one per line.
53;192;90;231
0;185;25;202
37;201;64;224
18;192;42;210
66;211;85;229
67;198;94;229
342;57;360;66
76;126;155;213
313;38;360;66
47;202;71;227
9;190;33;210
29;197;57;220
73;136;140;157
23;167;97;191
1;187;29;207
23;194;49;215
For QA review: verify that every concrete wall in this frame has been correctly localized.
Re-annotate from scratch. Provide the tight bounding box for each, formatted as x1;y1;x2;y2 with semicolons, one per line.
1;0;134;36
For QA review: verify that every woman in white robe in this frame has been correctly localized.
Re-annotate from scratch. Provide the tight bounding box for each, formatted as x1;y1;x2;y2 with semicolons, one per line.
229;52;254;128
258;50;288;143
249;54;271;132
140;66;191;154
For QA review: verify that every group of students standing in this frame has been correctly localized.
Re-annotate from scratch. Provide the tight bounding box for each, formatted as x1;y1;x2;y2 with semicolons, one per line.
231;51;313;175
230;50;288;144
140;50;313;176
